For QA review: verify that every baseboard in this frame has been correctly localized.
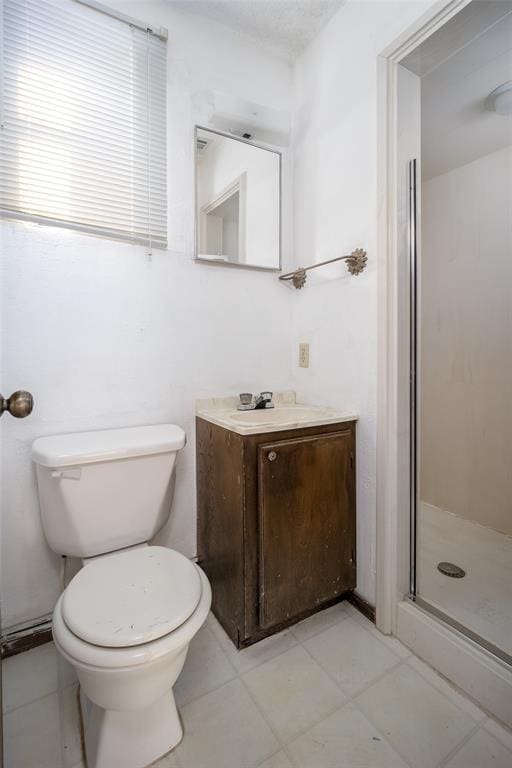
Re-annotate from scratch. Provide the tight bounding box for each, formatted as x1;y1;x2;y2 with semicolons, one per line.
397;600;512;728
347;591;376;623
1;616;53;659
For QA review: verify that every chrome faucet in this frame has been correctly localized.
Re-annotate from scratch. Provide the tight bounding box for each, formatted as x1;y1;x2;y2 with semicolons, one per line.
254;391;274;409
237;391;274;411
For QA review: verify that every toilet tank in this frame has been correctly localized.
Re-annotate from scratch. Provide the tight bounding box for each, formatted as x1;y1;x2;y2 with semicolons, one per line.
32;424;186;558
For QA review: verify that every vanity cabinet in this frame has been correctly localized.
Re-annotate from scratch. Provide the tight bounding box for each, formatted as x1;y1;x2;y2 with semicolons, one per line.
196;418;356;648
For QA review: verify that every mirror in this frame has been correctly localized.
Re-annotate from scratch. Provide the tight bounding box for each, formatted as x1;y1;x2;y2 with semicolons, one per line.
195;127;281;270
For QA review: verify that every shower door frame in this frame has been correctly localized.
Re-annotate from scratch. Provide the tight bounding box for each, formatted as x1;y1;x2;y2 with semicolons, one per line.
376;0;512;728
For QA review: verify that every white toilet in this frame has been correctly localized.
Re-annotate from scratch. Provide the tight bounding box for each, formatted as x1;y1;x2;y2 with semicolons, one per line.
32;424;212;768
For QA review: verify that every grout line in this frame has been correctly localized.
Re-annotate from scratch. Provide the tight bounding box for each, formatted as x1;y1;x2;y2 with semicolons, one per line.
346;661;483;768
176;671;239;712
435;720;484;768
245;635;408;768
288;605;351;644
482;717;512;745
347;698;416;768
2;678;78;716
344;606;414;659
209;620;300;676
201;622;240;674
404;656;487;723
298;617;404;700
238;647;346;750
240;672;348;761
237;674;292;760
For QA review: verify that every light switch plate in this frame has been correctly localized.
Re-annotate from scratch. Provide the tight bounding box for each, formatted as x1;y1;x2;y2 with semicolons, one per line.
299;342;309;368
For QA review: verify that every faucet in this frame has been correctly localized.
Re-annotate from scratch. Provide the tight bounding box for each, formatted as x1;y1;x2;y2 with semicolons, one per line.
254;391;274;410
237;391;274;411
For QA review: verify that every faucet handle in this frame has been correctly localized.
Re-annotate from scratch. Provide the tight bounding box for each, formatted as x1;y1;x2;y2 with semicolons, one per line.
239;392;253;406
259;391;273;401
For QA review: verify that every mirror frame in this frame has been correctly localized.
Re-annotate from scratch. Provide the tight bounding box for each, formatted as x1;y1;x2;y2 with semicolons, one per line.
194;125;282;272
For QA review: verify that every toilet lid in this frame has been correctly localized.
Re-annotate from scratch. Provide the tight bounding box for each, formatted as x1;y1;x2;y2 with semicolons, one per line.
62;546;202;648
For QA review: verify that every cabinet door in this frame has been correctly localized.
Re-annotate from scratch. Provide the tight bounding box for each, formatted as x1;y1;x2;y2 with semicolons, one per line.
258;430;355;629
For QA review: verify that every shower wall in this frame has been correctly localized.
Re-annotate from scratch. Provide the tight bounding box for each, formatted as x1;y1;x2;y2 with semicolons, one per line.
420;144;512;536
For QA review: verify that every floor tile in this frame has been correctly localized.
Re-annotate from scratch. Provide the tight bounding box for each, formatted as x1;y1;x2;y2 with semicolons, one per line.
3;643;58;712
484;717;512;752
243;645;346;744
290;601;349;642
357;664;477;768
59;685;83;768
287;702;410;768
256;751;294;768
346;608;413;659
304;617;400;696
174;624;236;706
175;678;279;768
445;728;512;768
57;649;78;690
4;692;62;768
209;613;297;674
407;656;486;722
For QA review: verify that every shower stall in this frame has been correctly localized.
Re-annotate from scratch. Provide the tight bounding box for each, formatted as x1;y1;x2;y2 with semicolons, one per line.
377;0;512;727
409;4;512;667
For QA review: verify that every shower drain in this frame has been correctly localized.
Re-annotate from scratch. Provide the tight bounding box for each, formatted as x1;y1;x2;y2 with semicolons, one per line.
437;562;466;578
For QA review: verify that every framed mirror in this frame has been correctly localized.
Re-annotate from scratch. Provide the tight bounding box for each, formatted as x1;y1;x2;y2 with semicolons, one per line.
195;126;281;270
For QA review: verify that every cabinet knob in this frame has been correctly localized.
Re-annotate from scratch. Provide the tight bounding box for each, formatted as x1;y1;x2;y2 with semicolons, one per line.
267;450;277;462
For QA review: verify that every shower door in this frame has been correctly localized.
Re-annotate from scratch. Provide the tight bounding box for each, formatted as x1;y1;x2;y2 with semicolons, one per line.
409;151;512;667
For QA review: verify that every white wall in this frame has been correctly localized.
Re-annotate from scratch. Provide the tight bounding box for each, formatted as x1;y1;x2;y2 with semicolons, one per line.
420;145;512;535
1;0;440;627
0;0;294;629
290;0;435;604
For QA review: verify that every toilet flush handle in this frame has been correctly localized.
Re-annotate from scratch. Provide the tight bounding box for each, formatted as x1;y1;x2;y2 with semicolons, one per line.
51;468;82;480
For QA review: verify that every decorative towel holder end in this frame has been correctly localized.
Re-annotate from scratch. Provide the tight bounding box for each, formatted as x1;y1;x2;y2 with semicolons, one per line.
279;248;367;289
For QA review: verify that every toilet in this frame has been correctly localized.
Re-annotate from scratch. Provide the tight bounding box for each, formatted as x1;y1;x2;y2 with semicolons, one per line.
32;424;212;768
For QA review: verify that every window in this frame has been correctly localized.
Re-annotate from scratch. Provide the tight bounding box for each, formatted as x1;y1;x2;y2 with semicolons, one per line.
0;0;167;248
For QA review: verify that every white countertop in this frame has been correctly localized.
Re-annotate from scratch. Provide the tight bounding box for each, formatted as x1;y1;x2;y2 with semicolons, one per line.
196;391;358;436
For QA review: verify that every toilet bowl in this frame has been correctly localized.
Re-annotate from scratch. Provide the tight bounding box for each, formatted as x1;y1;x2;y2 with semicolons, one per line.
53;546;212;768
32;424;212;768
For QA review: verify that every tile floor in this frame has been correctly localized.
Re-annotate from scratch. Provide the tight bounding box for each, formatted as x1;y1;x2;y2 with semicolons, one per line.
3;601;512;768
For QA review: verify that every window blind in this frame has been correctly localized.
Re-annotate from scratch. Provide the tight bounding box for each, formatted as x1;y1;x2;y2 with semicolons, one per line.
0;0;167;248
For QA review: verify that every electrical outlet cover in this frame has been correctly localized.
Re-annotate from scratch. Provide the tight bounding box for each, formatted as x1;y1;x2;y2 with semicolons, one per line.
299;342;309;368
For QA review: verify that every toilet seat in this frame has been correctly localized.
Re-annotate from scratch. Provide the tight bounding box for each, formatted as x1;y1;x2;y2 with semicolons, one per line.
53;563;212;670
62;546;202;648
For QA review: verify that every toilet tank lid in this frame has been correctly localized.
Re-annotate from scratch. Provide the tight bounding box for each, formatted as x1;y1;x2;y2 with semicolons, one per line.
32;424;186;468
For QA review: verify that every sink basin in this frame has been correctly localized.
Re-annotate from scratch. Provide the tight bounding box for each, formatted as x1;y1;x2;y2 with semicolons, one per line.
196;395;357;436
230;407;334;426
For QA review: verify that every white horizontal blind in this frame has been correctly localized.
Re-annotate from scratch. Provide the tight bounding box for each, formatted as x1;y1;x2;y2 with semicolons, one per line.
1;0;167;248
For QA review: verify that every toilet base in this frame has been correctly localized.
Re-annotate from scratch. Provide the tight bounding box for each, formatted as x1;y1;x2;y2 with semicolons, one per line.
80;687;183;768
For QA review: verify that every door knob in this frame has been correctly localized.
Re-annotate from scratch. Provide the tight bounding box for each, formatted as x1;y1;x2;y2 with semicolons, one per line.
0;390;34;418
267;450;277;462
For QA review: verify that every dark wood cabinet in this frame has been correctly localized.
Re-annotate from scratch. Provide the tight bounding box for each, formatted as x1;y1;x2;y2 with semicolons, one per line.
196;418;356;648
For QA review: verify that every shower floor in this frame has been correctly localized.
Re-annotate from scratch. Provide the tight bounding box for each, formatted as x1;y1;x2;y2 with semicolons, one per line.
418;502;512;659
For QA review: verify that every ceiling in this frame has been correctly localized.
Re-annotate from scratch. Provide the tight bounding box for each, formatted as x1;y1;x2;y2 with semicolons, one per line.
419;5;512;180
167;0;345;59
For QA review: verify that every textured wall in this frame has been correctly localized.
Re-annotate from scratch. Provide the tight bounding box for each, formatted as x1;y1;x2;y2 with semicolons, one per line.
0;1;294;629
421;146;512;535
1;0;438;627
